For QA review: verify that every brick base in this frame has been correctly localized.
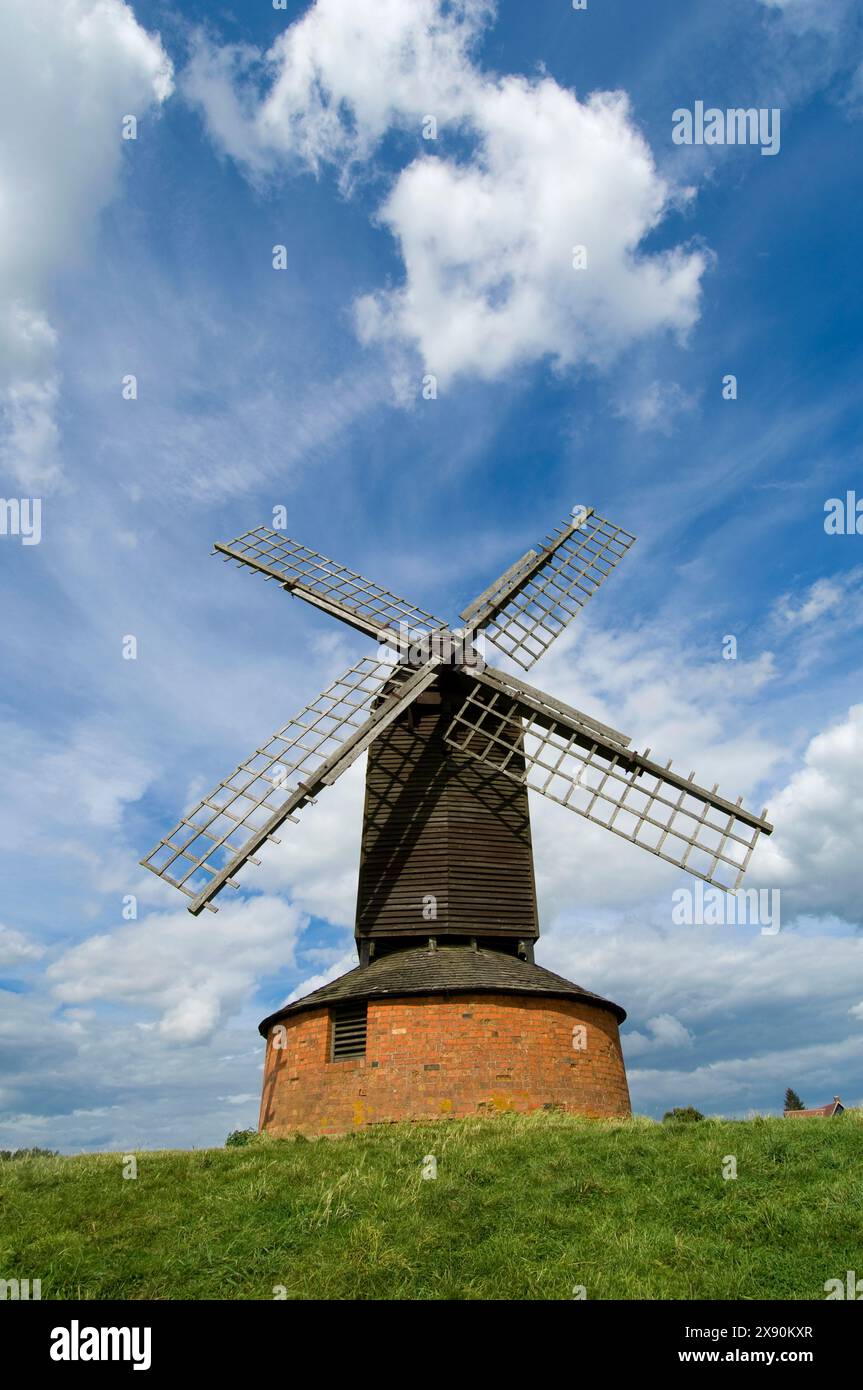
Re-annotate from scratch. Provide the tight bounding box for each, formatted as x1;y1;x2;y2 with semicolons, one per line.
259;992;631;1137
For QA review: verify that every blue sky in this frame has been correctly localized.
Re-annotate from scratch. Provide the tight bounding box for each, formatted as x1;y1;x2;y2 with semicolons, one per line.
1;0;862;1152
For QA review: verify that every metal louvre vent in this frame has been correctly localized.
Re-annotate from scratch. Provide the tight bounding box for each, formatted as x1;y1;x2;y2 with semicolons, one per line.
331;1002;368;1061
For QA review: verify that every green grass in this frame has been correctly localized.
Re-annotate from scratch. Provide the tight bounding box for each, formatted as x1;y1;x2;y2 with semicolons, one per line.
3;1112;861;1300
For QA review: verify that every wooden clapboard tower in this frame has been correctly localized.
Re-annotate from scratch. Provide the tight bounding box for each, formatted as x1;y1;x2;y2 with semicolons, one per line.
354;666;540;965
142;509;773;1135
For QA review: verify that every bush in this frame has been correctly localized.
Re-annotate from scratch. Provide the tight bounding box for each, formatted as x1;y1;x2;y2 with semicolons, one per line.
225;1129;258;1148
662;1107;704;1124
0;1147;59;1160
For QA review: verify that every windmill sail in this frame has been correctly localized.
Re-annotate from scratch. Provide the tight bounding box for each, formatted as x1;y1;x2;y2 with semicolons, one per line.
214;527;448;642
143;506;772;921
462;510;635;670
141;655;440;915
444;670;772;892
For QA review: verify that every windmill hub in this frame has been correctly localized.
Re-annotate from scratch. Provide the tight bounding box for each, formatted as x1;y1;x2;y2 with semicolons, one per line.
379;623;486;671
143;512;773;1136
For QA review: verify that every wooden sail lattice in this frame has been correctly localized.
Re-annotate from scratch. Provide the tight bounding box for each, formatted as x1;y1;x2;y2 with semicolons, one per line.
214;527;448;641
444;676;771;892
142;656;438;913
463;511;636;670
142;506;773;915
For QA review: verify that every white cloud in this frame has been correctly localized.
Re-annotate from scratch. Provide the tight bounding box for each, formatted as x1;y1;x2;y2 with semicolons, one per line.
515;604;863;933
0;925;45;968
0;718;155;850
542;919;863;1113
0;0;173;487
614;380;697;434
184;0;490;178
359;82;705;385
186;0;706;387
285;948;358;1006
754;704;863;920
252;758;366;927
628;1031;863;1116
772;569;863;631
0;984;269;1151
523;619;782;919
47;895;304;1044
623;1013;695;1058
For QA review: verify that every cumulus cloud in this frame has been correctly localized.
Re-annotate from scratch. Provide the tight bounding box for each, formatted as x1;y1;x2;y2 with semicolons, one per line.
0;718;155;850
509;598;863;935
0;0;173;488
521;618;782;919
0;924;45;968
0;984;267;1151
628;1033;863;1117
771;568;863;633
251;759;366;927
543;919;863;1113
185;0;706;386
754;704;863;921
285;947;358;1005
546;924;863;1026
47;896;304;1044
184;0;490;177
622;1013;695;1058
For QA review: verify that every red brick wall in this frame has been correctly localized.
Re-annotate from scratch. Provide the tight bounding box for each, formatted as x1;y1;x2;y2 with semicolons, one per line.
259;993;631;1136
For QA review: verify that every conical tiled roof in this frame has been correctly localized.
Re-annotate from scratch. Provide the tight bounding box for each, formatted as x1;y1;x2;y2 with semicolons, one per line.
259;944;626;1035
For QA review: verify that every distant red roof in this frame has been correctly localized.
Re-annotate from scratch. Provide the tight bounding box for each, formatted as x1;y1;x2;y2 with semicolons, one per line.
784;1096;844;1118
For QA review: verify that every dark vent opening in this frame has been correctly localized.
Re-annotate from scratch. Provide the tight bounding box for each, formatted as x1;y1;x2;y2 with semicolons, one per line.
331;1001;368;1061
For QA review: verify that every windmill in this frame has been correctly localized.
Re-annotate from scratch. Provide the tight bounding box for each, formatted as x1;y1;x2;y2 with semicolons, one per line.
141;508;773;1134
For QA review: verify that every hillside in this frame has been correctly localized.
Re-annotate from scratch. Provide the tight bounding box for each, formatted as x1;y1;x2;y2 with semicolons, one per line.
2;1112;861;1300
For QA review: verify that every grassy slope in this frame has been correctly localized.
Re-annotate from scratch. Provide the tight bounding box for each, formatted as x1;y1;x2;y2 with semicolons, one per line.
2;1113;861;1300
